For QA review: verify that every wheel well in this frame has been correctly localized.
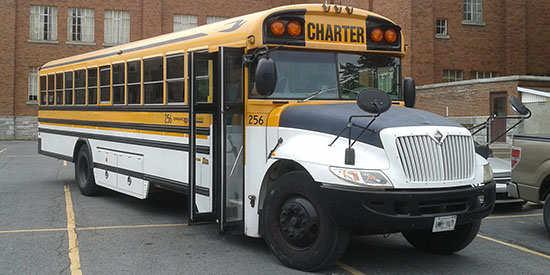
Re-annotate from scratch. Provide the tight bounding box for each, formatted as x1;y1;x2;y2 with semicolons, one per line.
539;175;550;201
258;159;311;222
73;139;89;163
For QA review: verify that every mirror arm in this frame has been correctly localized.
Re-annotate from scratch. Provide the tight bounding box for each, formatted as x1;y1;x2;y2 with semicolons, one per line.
489;117;525;144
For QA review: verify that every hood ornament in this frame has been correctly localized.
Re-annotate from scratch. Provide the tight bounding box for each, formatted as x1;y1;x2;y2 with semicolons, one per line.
434;130;444;143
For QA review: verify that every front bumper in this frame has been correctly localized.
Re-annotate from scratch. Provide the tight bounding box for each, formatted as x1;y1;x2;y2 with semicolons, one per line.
321;182;495;232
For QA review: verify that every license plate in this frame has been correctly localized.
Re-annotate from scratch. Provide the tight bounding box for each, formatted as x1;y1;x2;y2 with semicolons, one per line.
432;215;457;233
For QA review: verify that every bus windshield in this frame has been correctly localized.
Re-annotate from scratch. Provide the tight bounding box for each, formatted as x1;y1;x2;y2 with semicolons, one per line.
249;50;402;101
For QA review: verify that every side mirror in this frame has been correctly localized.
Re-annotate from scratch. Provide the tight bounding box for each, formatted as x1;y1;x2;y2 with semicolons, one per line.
255;57;277;97
403;77;416;108
510;96;530;116
356;88;392;114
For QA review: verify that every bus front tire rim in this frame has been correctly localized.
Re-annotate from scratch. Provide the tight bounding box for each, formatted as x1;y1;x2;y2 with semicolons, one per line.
279;196;319;249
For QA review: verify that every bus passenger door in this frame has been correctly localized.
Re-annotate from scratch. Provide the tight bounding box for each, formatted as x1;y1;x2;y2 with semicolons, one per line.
188;51;218;223
219;47;245;233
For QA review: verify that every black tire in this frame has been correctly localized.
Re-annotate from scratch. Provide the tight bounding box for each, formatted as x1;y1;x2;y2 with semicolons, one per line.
75;145;101;196
402;220;481;254
543;195;550;235
261;171;350;271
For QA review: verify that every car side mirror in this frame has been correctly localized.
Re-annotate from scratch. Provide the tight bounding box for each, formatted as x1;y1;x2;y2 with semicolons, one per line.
510;96;530;116
255;57;277;97
403;77;416;108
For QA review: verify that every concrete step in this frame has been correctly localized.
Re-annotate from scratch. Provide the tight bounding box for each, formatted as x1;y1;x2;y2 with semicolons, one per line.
490;143;511;159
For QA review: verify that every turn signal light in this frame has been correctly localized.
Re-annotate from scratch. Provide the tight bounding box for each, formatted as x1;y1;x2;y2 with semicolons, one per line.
385;28;397;43
370;28;384;42
270;20;285;36
287;21;302;37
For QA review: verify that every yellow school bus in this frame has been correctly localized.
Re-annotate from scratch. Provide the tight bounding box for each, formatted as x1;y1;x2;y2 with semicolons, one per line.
38;3;495;271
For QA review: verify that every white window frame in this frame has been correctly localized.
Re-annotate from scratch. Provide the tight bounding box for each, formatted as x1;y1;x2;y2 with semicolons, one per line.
435;19;448;37
463;0;483;24
68;8;95;43
29;6;58;41
28;68;39;102
443;70;464;83
206;16;228;24
104;10;130;45
173;14;198;32
472;71;499;79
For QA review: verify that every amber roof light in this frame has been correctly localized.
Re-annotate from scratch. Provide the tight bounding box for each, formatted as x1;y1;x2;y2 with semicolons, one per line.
385;28;397;43
270;20;285;36
287;21;302;37
371;28;384;42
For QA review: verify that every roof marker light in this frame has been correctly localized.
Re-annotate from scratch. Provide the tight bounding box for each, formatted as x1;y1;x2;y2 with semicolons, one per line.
270;20;285;36
371;28;384;42
287;21;301;37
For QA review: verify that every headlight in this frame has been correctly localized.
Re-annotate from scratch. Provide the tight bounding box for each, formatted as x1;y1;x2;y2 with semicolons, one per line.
329;167;393;187
483;162;493;183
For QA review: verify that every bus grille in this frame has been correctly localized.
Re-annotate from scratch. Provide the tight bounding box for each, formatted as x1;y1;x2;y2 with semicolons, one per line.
395;135;475;182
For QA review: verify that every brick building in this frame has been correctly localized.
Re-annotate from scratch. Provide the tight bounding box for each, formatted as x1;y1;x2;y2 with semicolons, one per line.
1;0;549;139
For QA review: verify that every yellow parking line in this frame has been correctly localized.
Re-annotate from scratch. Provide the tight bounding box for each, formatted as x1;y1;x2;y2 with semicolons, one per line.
477;234;550;259
486;213;543;220
0;148;6;154
336;261;365;275
77;223;188;231
64;185;82;275
0;228;66;234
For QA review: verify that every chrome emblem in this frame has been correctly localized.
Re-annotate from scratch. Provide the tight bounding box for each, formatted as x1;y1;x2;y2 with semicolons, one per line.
434;130;444;143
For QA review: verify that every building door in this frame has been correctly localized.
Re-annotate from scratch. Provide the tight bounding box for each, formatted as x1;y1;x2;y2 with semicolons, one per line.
490;92;507;143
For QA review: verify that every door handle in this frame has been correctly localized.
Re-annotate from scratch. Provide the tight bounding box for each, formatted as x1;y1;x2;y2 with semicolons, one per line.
224;105;232;111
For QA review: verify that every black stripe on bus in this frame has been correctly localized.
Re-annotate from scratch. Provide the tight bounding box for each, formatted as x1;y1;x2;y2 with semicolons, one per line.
38;118;211;136
94;162;209;197
39;105;190;112
38;127;211;154
41;33;208;70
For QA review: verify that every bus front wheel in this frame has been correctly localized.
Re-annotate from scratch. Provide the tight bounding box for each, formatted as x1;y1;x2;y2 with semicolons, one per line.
75;145;100;196
402;220;481;254
262;171;350;271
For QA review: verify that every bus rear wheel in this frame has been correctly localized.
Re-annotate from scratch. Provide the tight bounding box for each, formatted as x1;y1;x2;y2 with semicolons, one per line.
262;171;350;271
402;220;481;254
75;145;100;196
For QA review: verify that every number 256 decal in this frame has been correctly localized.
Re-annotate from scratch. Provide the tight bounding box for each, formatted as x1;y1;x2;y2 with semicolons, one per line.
248;114;265;125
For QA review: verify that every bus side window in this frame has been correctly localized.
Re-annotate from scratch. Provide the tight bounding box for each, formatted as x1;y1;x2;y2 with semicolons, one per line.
39;75;47;105
100;65;111;103
112;63;125;104
47;74;54;105
74;69;86;105
127;60;141;104
65;71;73;105
55;73;63;105
87;67;98;105
143;57;163;104
166;54;185;103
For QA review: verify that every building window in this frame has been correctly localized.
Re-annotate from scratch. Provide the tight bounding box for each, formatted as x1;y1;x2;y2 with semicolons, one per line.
68;8;94;43
29;6;58;41
435;19;448;36
173;14;197;32
471;71;499;79
104;10;130;45
28;68;39;101
443;70;464;82
206;16;227;24
464;0;483;24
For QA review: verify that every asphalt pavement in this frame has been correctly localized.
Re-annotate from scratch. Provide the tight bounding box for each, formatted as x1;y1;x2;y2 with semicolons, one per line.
0;141;548;274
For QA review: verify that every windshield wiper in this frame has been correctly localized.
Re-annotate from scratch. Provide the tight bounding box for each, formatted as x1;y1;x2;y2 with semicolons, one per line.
300;87;339;102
